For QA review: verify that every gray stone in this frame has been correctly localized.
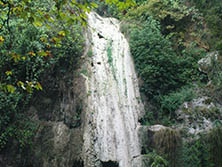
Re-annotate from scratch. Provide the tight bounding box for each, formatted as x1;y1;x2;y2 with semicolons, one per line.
31;122;83;167
198;51;218;73
175;97;222;136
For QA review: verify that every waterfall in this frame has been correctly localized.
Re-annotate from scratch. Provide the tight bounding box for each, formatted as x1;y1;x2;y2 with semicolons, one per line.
82;12;144;167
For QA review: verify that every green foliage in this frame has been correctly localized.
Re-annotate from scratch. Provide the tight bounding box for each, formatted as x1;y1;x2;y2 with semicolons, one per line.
143;151;168;167
159;86;195;121
129;17;200;100
123;1;206;124
182;137;212;167
182;126;222;167
129;18;183;98
0;91;36;151
126;0;197;35
127;0;190;21
0;13;84;152
191;0;222;50
126;0;207;53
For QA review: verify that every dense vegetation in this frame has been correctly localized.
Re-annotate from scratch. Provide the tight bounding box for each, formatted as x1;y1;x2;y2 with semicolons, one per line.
119;0;222;166
0;13;84;154
120;0;207;125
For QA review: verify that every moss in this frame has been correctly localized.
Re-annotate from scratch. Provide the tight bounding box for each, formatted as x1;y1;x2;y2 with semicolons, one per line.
152;128;182;167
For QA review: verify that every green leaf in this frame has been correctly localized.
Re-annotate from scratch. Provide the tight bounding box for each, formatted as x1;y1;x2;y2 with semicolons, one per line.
35;82;43;90
5;71;12;76
7;85;15;93
33;21;43;27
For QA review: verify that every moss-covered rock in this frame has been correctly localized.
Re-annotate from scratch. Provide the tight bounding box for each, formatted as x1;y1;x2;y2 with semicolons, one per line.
29;121;83;167
175;96;222;136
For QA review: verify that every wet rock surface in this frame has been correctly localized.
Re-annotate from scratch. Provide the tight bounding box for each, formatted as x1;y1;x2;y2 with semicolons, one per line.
82;12;144;167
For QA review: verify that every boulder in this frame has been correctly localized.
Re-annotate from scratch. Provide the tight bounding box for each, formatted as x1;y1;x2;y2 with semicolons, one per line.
198;51;218;73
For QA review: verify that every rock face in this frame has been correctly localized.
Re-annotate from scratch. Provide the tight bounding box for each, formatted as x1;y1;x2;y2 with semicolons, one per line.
175;96;222;136
31;122;83;167
82;12;144;167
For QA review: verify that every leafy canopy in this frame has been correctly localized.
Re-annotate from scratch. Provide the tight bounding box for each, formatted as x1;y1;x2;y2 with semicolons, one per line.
0;0;134;93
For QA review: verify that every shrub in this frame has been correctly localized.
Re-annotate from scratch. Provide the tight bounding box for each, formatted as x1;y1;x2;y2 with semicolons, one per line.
159;86;195;120
182;138;212;167
191;0;222;50
143;151;169;167
126;11;205;124
129;18;185;98
129;17;200;100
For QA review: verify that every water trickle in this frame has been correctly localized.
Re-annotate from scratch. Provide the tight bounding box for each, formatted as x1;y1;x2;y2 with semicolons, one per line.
83;12;144;167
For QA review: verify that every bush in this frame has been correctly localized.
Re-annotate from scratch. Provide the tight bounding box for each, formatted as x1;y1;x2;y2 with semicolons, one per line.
143;151;168;167
182;125;222;167
129;17;200;100
182;138;212;167
130;18;185;98
159;86;195;120
124;13;207;126
191;0;222;50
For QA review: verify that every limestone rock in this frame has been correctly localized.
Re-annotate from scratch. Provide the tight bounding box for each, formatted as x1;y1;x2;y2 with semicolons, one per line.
82;12;144;167
198;51;218;73
175;96;222;136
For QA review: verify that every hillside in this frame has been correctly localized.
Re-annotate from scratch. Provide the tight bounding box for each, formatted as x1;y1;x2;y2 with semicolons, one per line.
0;0;222;166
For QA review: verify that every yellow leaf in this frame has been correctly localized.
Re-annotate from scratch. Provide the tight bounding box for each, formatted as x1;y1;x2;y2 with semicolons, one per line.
7;85;15;93
17;81;24;87
28;51;36;56
5;71;12;76
17;81;27;90
58;31;65;37
33;21;43;27
38;50;47;57
11;53;21;62
36;82;43;90
26;81;33;87
0;36;4;45
26;85;33;93
0;1;4;6
0;36;4;42
40;37;47;42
